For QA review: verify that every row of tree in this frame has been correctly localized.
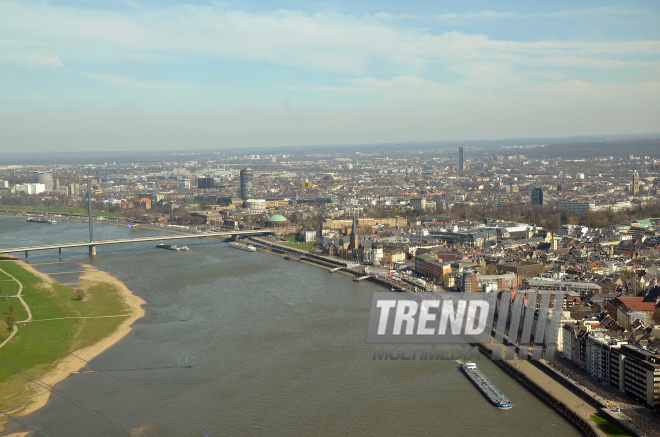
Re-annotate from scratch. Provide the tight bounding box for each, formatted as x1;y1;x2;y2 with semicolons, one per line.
366;200;660;232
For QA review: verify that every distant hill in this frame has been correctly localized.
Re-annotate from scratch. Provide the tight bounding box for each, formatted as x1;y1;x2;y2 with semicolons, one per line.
523;140;660;159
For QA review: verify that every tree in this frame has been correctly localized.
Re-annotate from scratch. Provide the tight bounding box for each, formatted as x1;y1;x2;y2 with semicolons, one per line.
653;308;660;325
484;264;499;275
75;289;87;301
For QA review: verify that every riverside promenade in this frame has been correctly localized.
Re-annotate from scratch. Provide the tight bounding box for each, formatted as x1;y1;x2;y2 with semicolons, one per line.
480;342;609;437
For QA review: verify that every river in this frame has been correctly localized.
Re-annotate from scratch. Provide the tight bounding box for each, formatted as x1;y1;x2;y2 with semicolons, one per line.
0;216;582;436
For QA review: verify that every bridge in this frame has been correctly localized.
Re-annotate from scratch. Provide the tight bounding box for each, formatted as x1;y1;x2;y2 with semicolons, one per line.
0;230;271;260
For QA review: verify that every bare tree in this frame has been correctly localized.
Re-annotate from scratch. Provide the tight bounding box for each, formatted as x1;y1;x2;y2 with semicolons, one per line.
75;289;87;301
485;264;499;275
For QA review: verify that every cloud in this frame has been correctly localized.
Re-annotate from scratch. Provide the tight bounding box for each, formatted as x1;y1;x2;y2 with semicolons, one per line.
90;74;195;92
0;1;658;76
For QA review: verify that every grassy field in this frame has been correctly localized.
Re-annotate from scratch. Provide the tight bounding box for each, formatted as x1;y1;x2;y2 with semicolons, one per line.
281;236;316;252
0;204;120;218
0;260;130;412
590;415;633;437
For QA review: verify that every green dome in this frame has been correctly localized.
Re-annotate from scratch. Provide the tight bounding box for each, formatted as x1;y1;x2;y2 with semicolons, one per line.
267;214;288;222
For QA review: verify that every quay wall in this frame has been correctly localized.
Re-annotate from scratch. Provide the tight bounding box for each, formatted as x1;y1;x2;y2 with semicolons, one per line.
476;343;601;437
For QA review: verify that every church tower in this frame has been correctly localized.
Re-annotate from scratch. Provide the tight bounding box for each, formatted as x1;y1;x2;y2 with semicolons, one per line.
349;216;359;250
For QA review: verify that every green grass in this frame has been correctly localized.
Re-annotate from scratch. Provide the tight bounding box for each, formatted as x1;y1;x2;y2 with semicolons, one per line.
0;260;130;413
0;297;29;323
0;276;21;295
590;415;633;437
281;236;316;252
0;204;120;218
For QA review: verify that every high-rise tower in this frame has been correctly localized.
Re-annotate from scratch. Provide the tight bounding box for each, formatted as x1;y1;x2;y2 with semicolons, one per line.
240;168;255;200
459;147;464;174
632;171;640;196
531;188;544;205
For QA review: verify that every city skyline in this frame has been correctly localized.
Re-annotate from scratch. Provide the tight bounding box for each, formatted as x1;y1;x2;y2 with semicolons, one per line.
1;0;659;152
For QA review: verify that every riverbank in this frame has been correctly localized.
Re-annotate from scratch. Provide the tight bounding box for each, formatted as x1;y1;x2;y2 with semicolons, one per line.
247;237;633;436
0;261;145;433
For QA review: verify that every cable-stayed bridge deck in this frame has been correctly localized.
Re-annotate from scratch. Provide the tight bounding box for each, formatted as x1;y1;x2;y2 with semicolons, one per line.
0;230;271;257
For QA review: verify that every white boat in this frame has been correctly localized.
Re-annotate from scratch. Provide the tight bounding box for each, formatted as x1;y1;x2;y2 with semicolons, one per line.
228;242;256;252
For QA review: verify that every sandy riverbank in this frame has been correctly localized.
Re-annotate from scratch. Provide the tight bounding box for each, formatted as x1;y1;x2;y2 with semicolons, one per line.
0;262;145;433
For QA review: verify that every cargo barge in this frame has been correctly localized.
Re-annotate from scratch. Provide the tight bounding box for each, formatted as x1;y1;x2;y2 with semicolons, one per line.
461;362;512;408
156;243;189;251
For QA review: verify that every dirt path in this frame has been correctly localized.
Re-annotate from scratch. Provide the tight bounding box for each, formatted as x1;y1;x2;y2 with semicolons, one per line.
0;267;32;350
20;315;129;323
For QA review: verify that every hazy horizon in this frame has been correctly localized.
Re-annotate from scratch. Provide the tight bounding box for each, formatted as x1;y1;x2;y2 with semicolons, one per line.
1;0;659;152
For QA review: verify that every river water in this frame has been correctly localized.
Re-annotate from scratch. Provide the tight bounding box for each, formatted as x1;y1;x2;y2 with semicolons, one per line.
0;216;581;437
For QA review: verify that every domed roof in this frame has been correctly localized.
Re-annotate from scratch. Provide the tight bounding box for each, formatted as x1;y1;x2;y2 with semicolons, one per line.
267;214;288;222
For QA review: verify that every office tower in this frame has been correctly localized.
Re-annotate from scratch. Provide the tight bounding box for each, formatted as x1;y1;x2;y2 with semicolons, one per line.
459;147;464;174
240;168;255;200
531;188;544;205
35;171;54;191
197;177;214;189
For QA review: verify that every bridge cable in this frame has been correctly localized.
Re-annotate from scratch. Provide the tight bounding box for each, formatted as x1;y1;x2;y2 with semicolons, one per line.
0;408;50;437
0;317;233;437
0;358;145;436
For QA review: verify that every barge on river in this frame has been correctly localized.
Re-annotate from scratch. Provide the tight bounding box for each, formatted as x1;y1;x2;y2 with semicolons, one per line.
461;362;511;408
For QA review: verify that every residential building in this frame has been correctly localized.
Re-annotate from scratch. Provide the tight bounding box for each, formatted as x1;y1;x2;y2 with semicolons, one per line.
410;197;427;210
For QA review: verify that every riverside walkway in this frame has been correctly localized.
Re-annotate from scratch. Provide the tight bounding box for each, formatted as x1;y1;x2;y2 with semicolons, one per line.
482;341;609;437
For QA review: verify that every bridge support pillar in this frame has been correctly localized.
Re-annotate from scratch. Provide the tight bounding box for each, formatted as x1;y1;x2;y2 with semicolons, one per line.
59;247;62;260
25;251;28;262
89;245;96;256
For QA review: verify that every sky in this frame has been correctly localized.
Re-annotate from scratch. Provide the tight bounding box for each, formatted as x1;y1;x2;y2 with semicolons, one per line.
0;0;659;152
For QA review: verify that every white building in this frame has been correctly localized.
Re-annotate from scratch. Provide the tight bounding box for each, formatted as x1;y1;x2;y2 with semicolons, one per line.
559;202;593;215
300;227;317;242
244;198;266;214
14;183;45;195
585;334;610;382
